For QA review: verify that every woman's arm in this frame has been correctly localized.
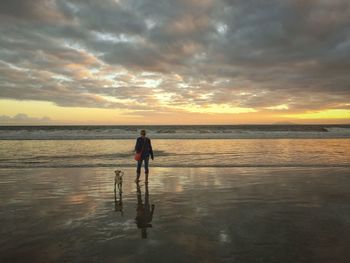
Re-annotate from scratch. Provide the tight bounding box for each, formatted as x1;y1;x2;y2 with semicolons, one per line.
134;138;140;152
149;138;154;160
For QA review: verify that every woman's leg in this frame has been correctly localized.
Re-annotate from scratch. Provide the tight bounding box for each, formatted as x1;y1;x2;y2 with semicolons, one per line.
136;159;143;181
144;156;149;182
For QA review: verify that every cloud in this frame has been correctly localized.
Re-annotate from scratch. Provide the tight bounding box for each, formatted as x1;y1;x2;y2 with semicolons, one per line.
0;114;54;124
0;0;67;22
0;0;349;119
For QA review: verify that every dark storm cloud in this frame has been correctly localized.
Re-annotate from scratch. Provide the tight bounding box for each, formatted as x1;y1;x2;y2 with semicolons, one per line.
0;0;349;113
0;0;50;20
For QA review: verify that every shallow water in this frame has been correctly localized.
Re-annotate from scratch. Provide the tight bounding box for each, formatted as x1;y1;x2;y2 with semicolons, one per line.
1;139;350;168
1;167;349;262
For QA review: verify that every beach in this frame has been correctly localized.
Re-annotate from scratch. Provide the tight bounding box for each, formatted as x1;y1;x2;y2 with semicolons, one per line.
1;166;350;263
1;130;350;262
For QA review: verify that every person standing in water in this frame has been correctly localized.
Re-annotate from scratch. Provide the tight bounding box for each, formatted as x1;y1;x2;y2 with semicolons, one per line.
134;129;154;182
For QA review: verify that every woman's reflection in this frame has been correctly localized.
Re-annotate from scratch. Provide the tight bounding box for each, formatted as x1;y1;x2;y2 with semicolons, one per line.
135;182;155;239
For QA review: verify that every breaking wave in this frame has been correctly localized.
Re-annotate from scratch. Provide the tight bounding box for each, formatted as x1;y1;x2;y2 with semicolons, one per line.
1;125;350;140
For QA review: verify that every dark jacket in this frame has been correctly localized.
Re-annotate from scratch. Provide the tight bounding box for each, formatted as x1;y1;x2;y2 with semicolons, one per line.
134;136;154;159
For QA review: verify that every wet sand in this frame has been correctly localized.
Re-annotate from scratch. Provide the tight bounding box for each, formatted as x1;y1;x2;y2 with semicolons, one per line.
0;167;350;262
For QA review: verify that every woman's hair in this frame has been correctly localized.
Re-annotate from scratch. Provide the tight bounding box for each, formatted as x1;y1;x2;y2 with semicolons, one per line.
140;129;146;136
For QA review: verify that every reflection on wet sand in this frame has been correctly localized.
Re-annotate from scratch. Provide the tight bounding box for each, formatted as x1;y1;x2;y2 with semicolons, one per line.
1;167;350;262
135;182;155;239
114;170;124;215
114;182;123;216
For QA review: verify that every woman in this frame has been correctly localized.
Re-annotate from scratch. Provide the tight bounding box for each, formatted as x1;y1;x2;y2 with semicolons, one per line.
134;129;154;182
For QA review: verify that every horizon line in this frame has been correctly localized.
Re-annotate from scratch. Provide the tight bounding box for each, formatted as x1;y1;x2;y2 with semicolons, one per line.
1;123;350;126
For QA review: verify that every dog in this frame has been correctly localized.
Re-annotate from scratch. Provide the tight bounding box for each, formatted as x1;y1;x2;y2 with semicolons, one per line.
114;170;124;192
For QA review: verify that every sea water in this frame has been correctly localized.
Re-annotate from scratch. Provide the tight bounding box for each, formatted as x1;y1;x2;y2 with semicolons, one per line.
0;138;349;168
0;125;350;169
0;124;350;140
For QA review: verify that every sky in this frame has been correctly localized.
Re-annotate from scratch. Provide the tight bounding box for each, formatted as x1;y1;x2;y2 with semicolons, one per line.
0;0;350;125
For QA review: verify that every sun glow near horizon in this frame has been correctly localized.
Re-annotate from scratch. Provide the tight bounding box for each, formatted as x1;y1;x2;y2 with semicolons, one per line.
1;99;349;125
280;109;350;121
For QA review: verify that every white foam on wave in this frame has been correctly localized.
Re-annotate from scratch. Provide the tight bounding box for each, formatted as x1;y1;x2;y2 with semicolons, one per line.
1;125;350;140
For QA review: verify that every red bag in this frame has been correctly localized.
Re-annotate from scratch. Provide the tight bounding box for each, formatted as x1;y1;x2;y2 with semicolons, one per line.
134;152;142;161
134;138;146;161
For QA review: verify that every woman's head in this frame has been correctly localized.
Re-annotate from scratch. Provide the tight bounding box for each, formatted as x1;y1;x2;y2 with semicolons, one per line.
140;129;146;136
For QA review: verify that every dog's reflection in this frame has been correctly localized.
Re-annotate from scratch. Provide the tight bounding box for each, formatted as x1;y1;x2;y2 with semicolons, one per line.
135;182;155;239
114;170;124;216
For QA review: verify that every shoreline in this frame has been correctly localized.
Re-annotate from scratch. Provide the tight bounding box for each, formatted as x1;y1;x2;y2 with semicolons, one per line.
1;164;350;169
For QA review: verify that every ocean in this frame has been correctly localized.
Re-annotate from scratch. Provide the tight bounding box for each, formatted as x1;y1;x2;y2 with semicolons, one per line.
0;125;349;169
1;124;350;140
